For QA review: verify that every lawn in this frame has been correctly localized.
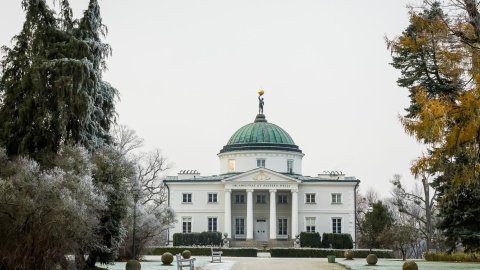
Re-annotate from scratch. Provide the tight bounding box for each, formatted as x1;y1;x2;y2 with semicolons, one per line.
338;258;480;270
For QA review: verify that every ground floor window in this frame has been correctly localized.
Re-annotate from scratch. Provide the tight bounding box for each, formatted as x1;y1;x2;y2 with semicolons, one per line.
332;218;342;233
306;217;316;232
208;217;218;232
235;218;245;235
278;218;288;235
182;217;192;233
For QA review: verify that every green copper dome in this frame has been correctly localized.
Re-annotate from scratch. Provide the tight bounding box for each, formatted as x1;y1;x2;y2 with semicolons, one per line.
219;114;302;153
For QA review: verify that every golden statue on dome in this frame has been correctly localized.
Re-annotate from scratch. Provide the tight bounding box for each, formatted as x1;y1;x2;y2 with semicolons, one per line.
258;89;264;114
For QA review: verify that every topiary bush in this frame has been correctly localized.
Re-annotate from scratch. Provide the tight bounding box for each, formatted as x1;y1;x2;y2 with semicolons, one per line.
344;249;354;260
182;250;191;259
366;254;378;265
299;232;322;248
161;252;174;265
402;261;418;270
125;260;141;270
322;233;353;249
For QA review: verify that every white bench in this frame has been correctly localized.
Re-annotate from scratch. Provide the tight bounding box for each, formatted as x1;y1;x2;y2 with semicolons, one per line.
176;253;195;270
277;234;289;240
211;247;223;262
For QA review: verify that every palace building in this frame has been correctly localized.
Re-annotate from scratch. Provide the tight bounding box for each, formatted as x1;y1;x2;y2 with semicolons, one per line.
164;93;360;245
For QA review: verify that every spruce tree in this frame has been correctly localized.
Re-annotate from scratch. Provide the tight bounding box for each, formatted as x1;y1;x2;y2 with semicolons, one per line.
0;0;118;163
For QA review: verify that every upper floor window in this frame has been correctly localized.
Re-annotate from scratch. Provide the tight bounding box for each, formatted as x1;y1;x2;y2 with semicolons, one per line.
182;193;192;203
208;217;218;232
208;193;218;203
228;159;235;172
332;218;342;233
235;194;245;204
306;217;316;232
331;193;342;204
287;159;293;173
257;158;266;168
305;193;316;203
278;194;288;204
182;217;192;233
256;194;267;204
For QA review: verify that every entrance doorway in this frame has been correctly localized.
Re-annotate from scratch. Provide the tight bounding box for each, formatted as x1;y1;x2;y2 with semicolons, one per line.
254;219;268;241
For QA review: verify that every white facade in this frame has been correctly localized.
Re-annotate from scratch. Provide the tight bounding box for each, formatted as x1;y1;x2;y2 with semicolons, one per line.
164;113;360;245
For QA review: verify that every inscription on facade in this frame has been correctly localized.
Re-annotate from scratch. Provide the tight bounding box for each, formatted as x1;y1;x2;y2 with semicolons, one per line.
231;183;292;188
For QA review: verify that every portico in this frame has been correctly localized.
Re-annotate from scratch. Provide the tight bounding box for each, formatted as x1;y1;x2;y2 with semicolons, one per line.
222;169;300;241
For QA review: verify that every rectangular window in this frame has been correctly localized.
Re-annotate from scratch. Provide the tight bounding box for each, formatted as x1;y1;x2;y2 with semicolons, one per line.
305;193;316;203
287;159;293;173
278;218;288;235
208;217;218;232
182;217;192;233
228;159;235;172
306;217;316;232
256;158;266;168
182;193;192;203
256;194;266;204
208;193;218;203
235;218;245;235
235;194;245;204
278;194;288;204
332;218;342;233
331;193;342;204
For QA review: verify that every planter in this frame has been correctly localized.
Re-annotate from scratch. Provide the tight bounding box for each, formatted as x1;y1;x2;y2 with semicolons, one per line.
327;255;336;263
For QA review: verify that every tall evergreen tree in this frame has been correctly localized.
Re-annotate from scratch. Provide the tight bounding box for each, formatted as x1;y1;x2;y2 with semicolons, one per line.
0;0;118;163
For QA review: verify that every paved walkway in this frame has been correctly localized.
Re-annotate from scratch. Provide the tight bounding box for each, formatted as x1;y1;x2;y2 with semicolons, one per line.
223;257;346;270
102;255;347;270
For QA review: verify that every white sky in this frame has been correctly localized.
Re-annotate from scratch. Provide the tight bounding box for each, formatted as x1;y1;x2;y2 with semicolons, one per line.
0;0;425;197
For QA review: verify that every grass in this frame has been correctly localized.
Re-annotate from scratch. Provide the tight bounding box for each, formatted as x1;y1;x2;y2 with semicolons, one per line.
338;258;480;270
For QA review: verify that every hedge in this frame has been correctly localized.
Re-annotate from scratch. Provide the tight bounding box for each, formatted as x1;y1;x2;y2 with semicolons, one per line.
299;232;321;248
424;252;480;262
321;233;353;249
270;248;394;258
173;232;222;246
149;247;257;257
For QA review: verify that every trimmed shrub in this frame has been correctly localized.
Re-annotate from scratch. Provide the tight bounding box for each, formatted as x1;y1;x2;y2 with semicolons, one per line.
125;260;141;270
366;254;378;265
424;252;480;262
161;252;174;265
151;247;257;257
300;232;322;248
344;249;354;260
270;248;394;258
182;250;191;259
173;232;222;246
403;261;418;270
321;233;353;249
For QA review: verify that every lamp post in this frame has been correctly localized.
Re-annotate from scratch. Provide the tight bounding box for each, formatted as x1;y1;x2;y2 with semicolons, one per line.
367;204;373;253
132;185;140;260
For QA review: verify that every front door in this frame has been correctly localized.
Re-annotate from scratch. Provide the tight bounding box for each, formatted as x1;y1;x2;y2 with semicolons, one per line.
254;219;268;241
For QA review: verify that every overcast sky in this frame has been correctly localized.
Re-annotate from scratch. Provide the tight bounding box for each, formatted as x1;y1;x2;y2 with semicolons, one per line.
0;0;424;197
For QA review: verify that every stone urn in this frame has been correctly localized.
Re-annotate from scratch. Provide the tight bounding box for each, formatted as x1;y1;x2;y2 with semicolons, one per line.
261;242;268;251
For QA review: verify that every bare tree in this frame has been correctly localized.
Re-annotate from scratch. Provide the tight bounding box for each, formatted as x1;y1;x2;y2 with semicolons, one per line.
390;173;437;252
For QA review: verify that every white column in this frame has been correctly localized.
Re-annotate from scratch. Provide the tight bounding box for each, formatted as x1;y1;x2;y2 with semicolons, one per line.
291;189;299;238
246;189;254;240
269;189;277;240
224;189;232;238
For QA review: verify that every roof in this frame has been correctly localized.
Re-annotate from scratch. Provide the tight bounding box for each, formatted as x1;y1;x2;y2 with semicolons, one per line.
219;114;302;154
164;172;360;184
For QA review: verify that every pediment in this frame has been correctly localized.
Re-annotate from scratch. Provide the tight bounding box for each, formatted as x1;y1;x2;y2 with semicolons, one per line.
222;168;301;189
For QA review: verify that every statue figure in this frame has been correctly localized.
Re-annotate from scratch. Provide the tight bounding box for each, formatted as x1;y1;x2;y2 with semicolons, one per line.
258;96;264;114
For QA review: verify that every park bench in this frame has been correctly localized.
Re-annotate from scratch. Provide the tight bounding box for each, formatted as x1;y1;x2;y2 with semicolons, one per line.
175;253;195;270
211;247;223;262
